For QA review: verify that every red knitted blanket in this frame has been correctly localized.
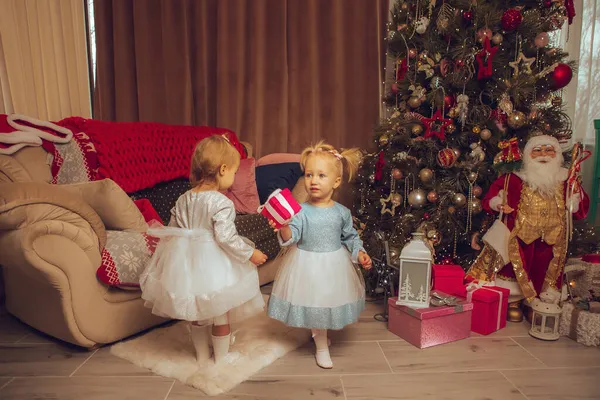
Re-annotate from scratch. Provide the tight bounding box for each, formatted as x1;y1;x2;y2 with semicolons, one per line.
56;117;246;193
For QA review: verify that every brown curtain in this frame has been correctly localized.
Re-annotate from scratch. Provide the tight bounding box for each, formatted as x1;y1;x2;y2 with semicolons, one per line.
92;0;387;156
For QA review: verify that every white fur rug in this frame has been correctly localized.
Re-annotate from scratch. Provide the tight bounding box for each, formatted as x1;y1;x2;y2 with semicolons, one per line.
110;310;310;396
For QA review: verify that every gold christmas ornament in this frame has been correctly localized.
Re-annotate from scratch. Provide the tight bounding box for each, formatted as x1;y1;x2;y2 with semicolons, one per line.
408;189;427;208
473;185;483;197
392;193;403;206
408;96;422;108
392;168;403;180
479;129;491;141
452;148;461;158
453;193;467;207
472;125;482;134
507;111;527;129
551;96;563;107
378;134;390;146
471;198;482;214
427;191;439;202
446;123;457;134
491;33;503;45
419;168;434;183
411;124;424;135
467;171;478;182
448;206;456;214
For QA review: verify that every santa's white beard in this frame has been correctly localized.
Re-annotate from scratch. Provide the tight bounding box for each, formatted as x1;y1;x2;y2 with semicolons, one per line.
518;156;567;198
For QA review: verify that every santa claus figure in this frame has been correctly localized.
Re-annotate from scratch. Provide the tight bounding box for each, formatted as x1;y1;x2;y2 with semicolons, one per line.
468;135;590;322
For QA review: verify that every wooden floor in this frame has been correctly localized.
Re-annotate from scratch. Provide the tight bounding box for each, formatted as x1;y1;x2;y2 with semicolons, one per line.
1;296;599;399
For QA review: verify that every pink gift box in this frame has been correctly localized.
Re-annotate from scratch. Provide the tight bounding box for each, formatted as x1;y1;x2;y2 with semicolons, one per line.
387;294;473;349
432;264;465;296
456;282;509;335
257;188;302;228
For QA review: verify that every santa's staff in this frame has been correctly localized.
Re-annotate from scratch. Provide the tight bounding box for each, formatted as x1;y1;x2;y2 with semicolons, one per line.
566;142;591;240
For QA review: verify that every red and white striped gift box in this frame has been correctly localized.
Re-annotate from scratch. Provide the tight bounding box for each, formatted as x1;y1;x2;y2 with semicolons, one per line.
257;188;302;228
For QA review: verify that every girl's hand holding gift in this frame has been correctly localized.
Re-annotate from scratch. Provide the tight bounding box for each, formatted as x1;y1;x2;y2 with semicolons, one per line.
358;251;372;270
268;220;293;242
250;249;268;266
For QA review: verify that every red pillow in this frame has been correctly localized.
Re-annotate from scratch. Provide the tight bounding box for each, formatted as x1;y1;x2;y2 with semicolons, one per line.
225;157;260;214
134;199;163;225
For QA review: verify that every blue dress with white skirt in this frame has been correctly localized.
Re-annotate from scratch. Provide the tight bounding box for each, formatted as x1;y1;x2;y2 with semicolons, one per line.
267;202;366;330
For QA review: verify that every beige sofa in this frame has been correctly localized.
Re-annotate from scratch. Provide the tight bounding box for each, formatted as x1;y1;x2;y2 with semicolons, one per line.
0;146;304;348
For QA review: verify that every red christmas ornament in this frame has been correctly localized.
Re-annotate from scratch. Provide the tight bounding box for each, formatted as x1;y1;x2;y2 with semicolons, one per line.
475;37;498;80
422;109;453;141
423;213;430;220
543;0;552;7
550;63;573;90
462;10;474;22
437;148;458;167
391;83;399;94
455;59;465;68
501;8;523;31
443;94;456;110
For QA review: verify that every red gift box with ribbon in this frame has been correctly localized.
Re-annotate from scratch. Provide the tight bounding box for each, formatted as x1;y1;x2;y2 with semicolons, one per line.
432;264;465;296
456;281;509;335
257;188;302;229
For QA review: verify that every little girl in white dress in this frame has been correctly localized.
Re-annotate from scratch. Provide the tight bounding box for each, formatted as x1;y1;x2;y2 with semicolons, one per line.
140;135;267;364
267;141;372;369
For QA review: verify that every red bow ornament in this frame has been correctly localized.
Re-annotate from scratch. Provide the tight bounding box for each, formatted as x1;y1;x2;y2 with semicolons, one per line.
493;137;521;166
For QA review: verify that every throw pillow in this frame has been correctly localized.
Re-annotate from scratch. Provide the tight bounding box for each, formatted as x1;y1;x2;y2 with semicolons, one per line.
256;153;301;167
224;157;260;214
255;162;303;204
96;230;159;288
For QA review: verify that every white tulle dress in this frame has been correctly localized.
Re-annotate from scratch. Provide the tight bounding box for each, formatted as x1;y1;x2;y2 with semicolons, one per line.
139;190;264;323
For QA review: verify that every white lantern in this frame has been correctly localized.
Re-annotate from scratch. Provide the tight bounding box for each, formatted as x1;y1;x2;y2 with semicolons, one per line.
529;300;561;341
396;233;433;309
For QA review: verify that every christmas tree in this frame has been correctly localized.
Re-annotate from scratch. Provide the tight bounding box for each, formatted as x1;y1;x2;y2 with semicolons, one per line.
354;0;597;295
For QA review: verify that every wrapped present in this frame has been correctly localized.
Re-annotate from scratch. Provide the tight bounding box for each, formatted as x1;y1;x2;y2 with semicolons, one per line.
455;281;509;335
564;256;600;299
257;188;302;229
387;293;473;349
559;302;600;346
432;264;465;296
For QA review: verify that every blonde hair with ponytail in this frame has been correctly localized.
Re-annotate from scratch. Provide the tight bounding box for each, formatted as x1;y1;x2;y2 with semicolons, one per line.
300;140;363;183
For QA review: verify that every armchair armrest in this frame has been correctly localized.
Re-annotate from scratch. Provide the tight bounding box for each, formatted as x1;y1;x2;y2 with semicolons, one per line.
0;181;106;249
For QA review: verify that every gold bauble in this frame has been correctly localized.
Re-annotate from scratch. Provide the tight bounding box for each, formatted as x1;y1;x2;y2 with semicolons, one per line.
480;128;492;140
472;125;481;134
392;168;403;180
408;189;427;208
419;168;434;183
412;124;424;135
491;33;503;45
453;193;467;207
391;193;403;206
467;171;478;182
401;3;409;10
427;191;439;203
408;96;422;108
473;185;483;197
446;123;457;134
452;148;461;158
507;111;527;129
551;96;563;107
389;247;400;264
378;134;390;146
471;198;482;214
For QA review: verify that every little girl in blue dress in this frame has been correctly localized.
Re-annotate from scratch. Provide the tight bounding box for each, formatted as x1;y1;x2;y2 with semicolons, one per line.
267;141;372;369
